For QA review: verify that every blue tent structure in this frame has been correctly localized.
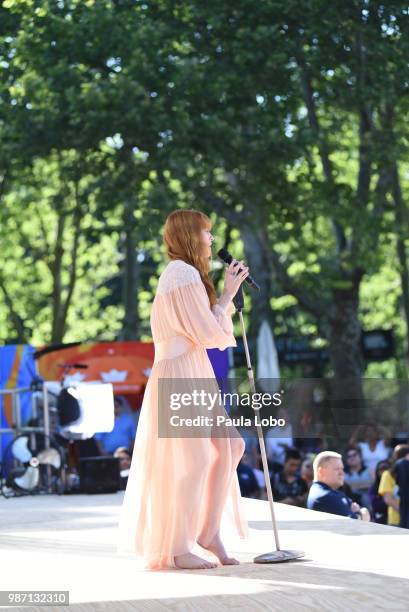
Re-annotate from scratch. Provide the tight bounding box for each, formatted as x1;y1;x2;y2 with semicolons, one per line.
0;345;37;463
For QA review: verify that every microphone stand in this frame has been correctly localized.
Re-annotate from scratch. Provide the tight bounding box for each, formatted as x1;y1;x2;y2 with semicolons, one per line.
233;284;305;563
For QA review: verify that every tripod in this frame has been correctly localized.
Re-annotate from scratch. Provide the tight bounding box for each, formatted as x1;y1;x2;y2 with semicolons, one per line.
233;285;305;563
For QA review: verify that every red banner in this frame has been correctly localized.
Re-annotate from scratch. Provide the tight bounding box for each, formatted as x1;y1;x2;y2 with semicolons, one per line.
37;341;155;404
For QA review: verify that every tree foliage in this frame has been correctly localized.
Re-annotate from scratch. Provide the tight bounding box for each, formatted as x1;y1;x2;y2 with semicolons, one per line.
1;0;409;395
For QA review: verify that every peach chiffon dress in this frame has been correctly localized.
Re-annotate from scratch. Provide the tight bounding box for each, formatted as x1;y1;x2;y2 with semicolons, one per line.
117;259;249;569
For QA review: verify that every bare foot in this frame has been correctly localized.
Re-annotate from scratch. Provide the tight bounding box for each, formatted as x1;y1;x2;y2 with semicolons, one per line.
174;552;218;570
197;533;240;565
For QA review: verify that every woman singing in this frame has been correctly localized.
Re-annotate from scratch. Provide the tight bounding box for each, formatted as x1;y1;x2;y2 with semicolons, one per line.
117;209;250;570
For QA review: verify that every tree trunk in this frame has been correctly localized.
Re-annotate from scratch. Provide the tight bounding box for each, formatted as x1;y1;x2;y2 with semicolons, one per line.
51;211;65;343
120;198;140;340
326;281;365;442
0;276;28;343
391;164;409;362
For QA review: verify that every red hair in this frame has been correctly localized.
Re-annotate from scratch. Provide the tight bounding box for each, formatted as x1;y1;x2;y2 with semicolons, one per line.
163;209;217;307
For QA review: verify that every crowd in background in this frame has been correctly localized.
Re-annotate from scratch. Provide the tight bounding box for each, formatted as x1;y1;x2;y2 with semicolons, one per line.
94;396;409;529
236;411;409;529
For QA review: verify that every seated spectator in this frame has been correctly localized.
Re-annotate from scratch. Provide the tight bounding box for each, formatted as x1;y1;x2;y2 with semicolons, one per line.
113;446;132;489
265;407;294;465
114;446;132;472
368;460;390;524
237;452;260;498
307;451;370;520
253;446;282;500
271;449;308;507
350;421;391;477
379;443;409;527
343;445;374;510
294;410;324;455
95;396;137;455
395;455;409;529
301;456;314;490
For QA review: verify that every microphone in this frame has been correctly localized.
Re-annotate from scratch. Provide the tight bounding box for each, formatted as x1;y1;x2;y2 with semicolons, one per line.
217;248;260;291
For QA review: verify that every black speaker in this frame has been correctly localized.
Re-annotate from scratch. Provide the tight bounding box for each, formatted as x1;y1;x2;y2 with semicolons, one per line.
78;456;121;494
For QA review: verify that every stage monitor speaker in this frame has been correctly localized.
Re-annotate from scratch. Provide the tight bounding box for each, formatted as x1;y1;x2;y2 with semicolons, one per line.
78;456;121;494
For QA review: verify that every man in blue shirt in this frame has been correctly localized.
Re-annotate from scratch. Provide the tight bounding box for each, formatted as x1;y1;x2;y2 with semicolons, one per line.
307;451;370;521
95;397;138;455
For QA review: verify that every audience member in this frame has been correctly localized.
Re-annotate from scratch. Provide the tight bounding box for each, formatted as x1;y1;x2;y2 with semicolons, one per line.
307;451;370;520
301;457;314;490
114;446;132;471
350;422;391;476
271;448;308;506
378;443;409;527
95;396;137;455
113;446;132;489
265;407;294;465
253;446;282;500
237;452;260;498
395;455;409;529
368;460;389;524
294;410;324;455
343;444;373;509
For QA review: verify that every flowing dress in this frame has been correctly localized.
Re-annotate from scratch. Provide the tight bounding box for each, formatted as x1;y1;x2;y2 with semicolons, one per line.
117;259;249;569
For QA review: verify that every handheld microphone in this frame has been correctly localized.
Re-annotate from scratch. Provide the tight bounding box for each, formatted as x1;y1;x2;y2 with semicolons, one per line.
217;248;260;291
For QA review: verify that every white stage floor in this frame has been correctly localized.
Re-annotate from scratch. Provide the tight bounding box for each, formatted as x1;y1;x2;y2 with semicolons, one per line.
1;492;409;611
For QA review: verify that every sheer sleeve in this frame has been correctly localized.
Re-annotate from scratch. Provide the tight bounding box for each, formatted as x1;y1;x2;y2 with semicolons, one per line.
211;297;236;335
159;262;237;351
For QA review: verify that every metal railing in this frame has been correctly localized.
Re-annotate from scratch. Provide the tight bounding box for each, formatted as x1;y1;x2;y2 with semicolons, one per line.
0;384;51;464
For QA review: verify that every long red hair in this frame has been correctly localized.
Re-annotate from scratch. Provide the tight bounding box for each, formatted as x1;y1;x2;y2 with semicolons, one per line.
163;209;217;307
